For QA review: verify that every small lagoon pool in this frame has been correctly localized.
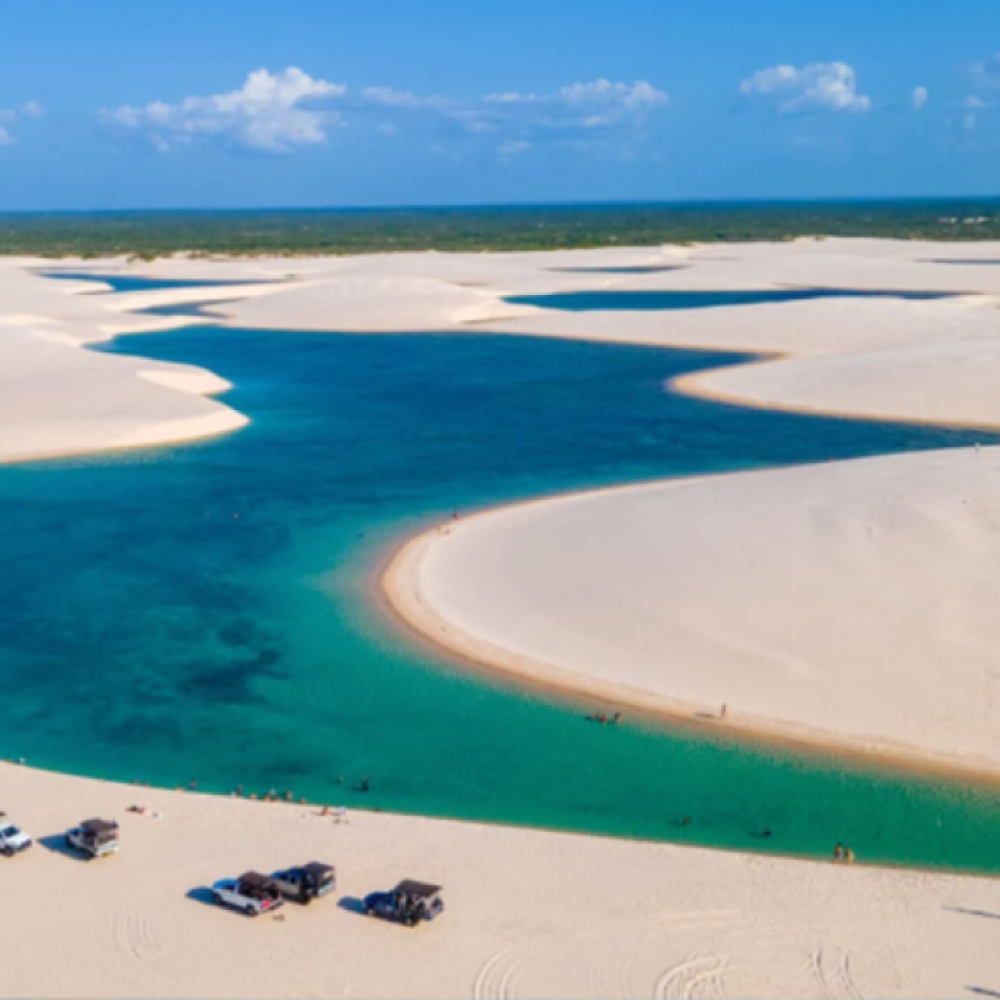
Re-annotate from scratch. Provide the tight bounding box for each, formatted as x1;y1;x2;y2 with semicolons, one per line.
507;288;950;311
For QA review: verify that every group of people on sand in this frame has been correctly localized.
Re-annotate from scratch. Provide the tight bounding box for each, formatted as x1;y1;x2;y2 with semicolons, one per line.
126;804;162;820
833;843;856;864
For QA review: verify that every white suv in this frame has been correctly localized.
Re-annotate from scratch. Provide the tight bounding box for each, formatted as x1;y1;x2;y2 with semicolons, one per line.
0;822;32;856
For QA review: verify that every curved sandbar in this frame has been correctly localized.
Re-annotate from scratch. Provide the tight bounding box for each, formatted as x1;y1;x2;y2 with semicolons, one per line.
370;239;1000;777
386;445;1000;777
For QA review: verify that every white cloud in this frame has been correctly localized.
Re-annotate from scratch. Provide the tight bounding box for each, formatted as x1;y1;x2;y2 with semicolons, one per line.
101;67;344;153
0;99;44;144
358;87;452;111
497;138;529;156
972;52;1000;88
481;78;667;133
962;95;987;108
558;79;667;111
740;62;871;114
484;92;538;104
912;86;929;110
100;72;667;157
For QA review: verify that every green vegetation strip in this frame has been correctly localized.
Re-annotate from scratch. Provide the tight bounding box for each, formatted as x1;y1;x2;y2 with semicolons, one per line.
2;201;1000;258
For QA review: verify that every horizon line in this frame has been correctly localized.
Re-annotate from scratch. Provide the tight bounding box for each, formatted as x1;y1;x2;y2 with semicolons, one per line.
2;195;1000;217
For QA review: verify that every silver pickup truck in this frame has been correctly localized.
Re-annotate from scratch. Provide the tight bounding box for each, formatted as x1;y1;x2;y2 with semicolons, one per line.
212;871;284;917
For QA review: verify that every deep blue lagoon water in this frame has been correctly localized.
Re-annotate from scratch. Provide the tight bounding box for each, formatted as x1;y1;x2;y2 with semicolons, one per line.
3;280;1000;873
38;272;278;293
507;289;950;311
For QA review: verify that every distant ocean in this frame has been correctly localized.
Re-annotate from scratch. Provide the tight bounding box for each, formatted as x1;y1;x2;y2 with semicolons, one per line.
2;275;1000;873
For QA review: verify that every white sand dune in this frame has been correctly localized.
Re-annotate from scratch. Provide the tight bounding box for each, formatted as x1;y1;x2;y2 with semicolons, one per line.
8;242;1000;996
0;262;259;463
388;447;1000;773
1;762;997;1000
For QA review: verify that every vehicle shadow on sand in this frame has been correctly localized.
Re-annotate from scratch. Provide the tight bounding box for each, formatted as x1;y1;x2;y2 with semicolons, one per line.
338;896;368;916
186;886;218;908
945;905;1000;921
36;834;89;861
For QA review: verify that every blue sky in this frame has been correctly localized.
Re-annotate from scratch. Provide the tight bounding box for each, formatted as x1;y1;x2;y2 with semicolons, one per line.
0;0;998;210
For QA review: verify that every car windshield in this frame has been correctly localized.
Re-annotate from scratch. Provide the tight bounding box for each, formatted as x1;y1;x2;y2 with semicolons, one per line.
1;826;19;838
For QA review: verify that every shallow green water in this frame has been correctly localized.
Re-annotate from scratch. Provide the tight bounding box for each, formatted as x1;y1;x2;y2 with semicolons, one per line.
3;290;1000;873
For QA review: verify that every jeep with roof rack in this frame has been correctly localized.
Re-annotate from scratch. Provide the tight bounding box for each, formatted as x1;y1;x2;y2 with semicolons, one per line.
272;862;336;904
364;880;444;927
65;818;118;859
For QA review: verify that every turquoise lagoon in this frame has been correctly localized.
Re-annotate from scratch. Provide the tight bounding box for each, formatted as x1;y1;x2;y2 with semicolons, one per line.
2;282;1000;873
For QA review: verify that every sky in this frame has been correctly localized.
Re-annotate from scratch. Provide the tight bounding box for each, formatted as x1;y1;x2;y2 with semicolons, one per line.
0;0;998;210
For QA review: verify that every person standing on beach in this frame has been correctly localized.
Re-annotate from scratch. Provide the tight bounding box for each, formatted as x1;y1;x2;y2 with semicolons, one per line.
720;704;728;720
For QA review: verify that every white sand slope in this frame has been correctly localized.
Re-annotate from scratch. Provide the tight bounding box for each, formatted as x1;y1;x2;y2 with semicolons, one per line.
1;762;997;1000
389;446;1000;773
9;242;1000;996
0;263;258;463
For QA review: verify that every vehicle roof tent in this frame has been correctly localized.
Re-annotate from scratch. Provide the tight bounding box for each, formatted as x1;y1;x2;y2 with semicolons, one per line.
394;880;442;898
81;819;117;835
239;871;277;889
302;862;334;878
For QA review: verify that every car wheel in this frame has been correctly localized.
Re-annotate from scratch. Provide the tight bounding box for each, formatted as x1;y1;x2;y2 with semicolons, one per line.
405;917;416;928
2;846;13;857
366;906;375;917
244;905;257;917
212;893;223;906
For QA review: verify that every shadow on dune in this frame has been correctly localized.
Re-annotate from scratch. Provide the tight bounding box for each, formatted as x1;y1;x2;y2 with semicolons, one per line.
36;834;90;862
185;886;218;908
945;905;1000;921
338;896;368;916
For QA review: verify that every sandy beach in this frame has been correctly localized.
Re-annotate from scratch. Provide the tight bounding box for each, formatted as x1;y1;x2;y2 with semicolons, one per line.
6;240;1000;995
2;761;999;999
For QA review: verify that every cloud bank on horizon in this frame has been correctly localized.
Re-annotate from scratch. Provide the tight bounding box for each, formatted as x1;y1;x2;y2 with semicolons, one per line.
1;51;993;161
0;0;998;209
90;56;979;160
100;69;670;156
